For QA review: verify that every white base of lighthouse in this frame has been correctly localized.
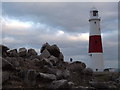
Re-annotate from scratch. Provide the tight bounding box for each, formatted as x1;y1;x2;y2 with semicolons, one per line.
89;53;104;71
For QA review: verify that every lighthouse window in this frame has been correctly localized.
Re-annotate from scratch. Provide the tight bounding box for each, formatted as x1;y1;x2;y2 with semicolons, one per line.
94;22;96;24
93;11;98;16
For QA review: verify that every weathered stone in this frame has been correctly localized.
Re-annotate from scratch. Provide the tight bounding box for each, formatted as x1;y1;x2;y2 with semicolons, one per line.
28;48;37;56
0;45;9;57
40;42;50;53
83;68;93;76
48;55;59;66
2;71;10;83
67;61;86;72
2;57;15;71
19;48;27;57
25;69;36;86
7;49;18;57
82;68;93;81
37;72;56;82
38;58;53;68
58;52;64;62
56;69;70;80
49;79;69;88
4;57;20;67
47;44;60;57
39;49;51;60
68;81;74;88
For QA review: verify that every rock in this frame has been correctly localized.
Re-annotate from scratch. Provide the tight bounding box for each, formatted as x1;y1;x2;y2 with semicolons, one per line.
56;69;70;80
48;55;59;66
38;58;53;68
4;57;20;67
2;71;10;83
0;45;9;57
18;70;26;79
39;49;51;60
47;44;60;57
49;79;69;88
28;48;37;56
40;42;50;53
115;76;120;83
67;61;86;72
25;69;36;86
83;68;93;75
19;48;27;57
58;52;64;62
68;81;74;88
82;68;93;81
7;49;19;57
36;72;56;82
2;57;15;71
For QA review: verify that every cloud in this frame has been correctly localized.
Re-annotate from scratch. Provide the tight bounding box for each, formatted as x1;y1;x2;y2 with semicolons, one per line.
1;2;118;68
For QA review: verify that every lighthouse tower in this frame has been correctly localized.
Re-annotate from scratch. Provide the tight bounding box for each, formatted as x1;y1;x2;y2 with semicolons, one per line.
88;7;104;71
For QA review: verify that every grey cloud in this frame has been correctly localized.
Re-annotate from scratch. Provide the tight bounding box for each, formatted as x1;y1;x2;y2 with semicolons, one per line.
2;2;118;68
2;2;117;33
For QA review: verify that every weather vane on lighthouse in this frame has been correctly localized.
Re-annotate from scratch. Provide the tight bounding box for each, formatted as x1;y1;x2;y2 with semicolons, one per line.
88;7;104;71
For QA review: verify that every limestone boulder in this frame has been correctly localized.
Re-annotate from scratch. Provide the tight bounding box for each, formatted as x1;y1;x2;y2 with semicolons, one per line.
0;45;9;57
48;79;69;88
48;55;59;66
67;61;86;72
40;42;50;53
39;49;51;60
56;69;70;80
36;72;56;82
8;49;19;57
5;57;20;67
28;48;37;56
2;57;15;71
47;44;60;57
58;52;64;62
19;48;27;57
36;58;53;68
83;68;93;75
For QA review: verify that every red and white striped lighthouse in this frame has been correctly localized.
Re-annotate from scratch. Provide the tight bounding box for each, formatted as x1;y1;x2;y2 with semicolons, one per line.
88;7;104;71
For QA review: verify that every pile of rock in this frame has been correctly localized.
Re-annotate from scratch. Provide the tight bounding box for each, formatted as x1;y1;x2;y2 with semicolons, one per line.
1;43;119;89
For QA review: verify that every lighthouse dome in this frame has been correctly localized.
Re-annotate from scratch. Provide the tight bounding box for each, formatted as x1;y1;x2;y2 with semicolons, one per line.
90;7;98;12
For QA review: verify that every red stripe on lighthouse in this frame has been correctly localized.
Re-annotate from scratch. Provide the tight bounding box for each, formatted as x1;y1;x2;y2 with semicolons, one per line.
89;35;103;53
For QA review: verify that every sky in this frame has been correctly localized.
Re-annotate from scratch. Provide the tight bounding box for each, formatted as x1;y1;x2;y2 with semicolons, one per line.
1;1;119;69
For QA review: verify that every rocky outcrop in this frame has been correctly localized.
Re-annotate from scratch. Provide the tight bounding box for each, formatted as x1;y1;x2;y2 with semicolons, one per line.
1;43;119;89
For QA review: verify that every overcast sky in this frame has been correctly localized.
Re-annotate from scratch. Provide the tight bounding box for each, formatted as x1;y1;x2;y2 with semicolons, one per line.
1;2;118;69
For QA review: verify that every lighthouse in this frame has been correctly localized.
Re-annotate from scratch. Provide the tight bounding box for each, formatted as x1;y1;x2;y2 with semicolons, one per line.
88;7;104;71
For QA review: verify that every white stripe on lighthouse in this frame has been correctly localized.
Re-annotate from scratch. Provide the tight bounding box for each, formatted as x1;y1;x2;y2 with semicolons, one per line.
89;53;104;71
89;19;101;36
